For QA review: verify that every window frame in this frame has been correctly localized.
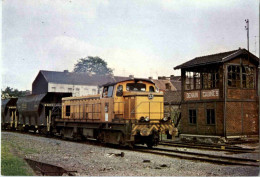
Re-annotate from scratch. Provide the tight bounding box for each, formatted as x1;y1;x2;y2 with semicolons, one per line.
188;109;197;125
126;83;146;92
206;109;215;125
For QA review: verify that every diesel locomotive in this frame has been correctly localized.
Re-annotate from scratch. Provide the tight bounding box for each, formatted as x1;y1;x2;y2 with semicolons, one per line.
2;78;177;147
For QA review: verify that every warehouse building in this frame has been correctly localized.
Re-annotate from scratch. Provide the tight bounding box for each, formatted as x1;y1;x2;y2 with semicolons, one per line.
174;48;259;138
32;70;130;96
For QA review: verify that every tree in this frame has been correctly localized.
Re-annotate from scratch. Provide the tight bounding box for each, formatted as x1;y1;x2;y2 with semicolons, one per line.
73;56;113;75
1;87;31;99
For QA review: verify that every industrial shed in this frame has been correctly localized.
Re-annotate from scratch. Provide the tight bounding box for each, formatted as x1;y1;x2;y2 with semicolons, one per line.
32;70;131;96
174;48;259;137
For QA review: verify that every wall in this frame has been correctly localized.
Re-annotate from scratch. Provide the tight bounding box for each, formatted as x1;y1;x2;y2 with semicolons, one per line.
224;57;259;136
48;83;100;97
180;102;224;136
32;72;48;94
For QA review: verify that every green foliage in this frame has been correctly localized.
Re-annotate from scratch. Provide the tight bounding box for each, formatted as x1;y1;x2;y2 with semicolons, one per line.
73;56;113;75
1;141;33;176
1;87;31;99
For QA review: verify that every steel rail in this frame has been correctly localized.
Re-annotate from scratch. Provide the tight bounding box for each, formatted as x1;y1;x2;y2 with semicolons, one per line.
134;147;259;167
161;141;255;151
159;142;257;153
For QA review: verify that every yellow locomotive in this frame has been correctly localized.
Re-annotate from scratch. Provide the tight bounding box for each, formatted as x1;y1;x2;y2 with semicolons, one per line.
58;78;177;147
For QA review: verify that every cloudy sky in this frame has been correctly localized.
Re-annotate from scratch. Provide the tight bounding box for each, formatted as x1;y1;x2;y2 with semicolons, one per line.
1;0;259;90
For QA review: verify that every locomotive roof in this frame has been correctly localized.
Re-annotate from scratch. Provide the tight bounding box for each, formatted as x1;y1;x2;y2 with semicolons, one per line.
102;78;155;87
174;48;259;69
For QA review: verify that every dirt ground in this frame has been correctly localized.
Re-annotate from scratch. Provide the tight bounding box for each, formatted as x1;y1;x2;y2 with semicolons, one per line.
1;132;259;176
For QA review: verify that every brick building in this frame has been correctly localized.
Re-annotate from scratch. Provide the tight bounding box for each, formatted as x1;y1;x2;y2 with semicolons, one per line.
174;48;259;137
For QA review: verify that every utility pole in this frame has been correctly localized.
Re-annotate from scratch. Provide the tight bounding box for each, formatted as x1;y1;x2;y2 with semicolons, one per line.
253;36;259;55
245;19;249;51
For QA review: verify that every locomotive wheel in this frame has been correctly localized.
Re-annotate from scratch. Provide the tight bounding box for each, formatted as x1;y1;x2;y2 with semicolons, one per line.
146;142;154;148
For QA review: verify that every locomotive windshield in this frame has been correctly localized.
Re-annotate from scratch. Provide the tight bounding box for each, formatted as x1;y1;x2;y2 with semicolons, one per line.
103;86;114;98
126;83;146;92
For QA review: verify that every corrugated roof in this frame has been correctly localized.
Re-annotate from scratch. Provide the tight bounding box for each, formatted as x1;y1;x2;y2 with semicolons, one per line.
174;48;259;69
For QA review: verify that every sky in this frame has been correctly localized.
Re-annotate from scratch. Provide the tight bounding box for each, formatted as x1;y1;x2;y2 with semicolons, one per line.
1;0;259;90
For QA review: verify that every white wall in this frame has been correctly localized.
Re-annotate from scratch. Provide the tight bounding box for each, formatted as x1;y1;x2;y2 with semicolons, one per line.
48;83;100;97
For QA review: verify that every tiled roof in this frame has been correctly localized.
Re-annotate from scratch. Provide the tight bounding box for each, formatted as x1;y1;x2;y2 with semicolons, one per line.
151;79;177;91
174;48;259;69
40;70;127;86
170;81;181;91
170;76;181;81
164;91;182;105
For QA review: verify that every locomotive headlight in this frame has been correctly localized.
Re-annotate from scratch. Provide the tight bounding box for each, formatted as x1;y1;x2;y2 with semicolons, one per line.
144;116;150;122
163;116;169;122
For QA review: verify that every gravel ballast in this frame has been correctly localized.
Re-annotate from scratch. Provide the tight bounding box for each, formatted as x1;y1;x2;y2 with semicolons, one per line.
1;132;259;176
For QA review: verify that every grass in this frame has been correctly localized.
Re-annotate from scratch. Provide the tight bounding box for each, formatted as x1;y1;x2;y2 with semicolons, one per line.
1;140;34;176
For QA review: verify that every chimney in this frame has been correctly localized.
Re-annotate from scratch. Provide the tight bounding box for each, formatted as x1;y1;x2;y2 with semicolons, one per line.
148;76;153;80
129;75;134;79
158;76;167;80
64;70;69;73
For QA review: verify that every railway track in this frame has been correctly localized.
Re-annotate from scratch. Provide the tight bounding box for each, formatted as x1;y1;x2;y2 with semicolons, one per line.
135;146;259;167
3;130;259;168
159;141;257;153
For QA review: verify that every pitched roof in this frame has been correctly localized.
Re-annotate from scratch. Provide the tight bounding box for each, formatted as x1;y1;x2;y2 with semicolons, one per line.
174;48;259;69
39;70;128;86
170;80;182;91
170;76;181;81
151;79;177;91
164;91;182;105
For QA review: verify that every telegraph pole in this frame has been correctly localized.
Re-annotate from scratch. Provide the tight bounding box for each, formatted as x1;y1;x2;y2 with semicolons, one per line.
245;19;249;51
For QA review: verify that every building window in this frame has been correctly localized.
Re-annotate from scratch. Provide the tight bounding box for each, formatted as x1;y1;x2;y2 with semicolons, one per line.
51;87;56;92
206;109;215;125
202;70;219;89
165;83;171;90
228;65;240;88
92;89;96;95
242;66;255;88
75;88;80;96
66;106;70;116
185;72;200;90
68;88;73;92
189;109;197;124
